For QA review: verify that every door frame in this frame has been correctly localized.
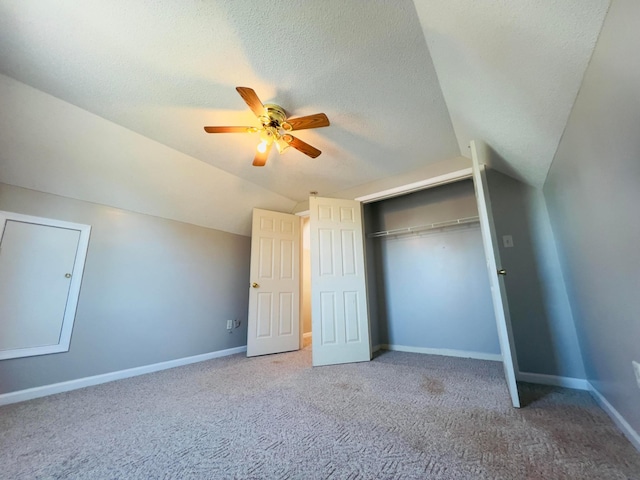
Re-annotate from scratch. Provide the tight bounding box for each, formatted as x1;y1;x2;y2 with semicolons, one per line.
355;168;474;204
0;211;91;360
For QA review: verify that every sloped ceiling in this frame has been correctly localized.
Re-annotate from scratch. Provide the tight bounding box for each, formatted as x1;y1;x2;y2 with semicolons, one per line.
413;0;610;186
0;1;610;234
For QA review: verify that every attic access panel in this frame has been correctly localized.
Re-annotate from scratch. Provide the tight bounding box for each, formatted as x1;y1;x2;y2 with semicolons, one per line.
0;211;91;360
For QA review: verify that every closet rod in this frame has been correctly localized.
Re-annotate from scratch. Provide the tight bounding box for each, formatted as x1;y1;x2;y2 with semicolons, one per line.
367;215;480;239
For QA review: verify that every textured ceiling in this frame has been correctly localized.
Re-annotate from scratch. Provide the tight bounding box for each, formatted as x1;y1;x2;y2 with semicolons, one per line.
0;0;458;203
0;1;610;232
414;0;609;186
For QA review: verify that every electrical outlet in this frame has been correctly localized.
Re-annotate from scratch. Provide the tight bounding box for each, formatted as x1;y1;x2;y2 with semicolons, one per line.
502;235;514;248
234;319;241;329
226;320;233;330
633;361;640;389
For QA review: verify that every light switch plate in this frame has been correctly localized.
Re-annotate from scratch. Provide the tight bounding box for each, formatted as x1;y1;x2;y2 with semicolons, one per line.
502;235;514;248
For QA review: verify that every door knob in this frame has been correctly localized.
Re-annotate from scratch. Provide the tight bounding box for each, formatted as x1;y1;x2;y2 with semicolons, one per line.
65;273;72;278
497;269;507;276
252;282;260;288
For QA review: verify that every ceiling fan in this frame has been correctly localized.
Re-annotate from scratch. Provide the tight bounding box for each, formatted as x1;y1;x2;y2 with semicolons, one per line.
204;87;330;166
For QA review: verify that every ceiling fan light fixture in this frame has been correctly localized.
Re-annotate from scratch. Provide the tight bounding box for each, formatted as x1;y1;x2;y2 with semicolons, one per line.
275;137;290;154
256;140;269;153
259;128;273;142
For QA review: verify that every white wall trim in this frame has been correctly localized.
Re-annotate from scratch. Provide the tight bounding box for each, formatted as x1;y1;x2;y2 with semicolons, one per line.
0;345;247;406
588;382;640;452
381;344;502;362
516;371;589;390
515;374;639;452
355;168;473;203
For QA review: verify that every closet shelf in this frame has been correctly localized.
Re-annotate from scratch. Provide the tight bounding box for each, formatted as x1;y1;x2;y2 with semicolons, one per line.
367;215;480;239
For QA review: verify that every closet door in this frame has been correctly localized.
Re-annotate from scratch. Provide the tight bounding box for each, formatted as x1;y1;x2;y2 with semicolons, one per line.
309;197;371;366
470;140;521;408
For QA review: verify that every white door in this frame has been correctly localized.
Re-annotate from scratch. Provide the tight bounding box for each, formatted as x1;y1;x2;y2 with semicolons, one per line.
470;140;521;408
0;220;80;352
246;208;301;357
309;197;371;366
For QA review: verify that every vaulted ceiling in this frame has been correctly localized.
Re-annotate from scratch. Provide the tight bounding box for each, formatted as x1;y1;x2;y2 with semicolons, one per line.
0;1;610;235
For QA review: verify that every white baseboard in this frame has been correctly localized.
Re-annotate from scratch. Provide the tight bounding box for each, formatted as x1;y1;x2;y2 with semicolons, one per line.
516;371;589;391
381;344;502;362
303;332;312;339
0;345;247;407
588;382;640;452
372;344;382;353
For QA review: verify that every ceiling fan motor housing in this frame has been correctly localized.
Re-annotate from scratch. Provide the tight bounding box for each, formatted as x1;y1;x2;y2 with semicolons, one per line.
262;104;292;131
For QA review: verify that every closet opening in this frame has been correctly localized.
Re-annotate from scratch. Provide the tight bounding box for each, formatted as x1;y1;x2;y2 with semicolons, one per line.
363;178;502;361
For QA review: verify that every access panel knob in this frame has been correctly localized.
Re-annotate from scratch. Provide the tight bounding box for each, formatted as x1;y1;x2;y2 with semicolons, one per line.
252;282;260;288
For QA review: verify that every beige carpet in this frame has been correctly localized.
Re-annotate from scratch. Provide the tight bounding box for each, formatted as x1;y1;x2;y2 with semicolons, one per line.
1;346;639;479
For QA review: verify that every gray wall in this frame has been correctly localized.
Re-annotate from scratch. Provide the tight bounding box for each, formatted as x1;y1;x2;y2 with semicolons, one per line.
0;183;250;394
368;180;500;354
543;0;640;433
486;170;585;378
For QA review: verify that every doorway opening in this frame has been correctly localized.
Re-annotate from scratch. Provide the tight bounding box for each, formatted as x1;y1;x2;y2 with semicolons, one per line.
300;216;312;348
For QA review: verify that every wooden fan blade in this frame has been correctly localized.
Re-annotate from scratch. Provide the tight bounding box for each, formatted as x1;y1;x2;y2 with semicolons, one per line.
283;134;321;158
285;113;330;131
253;143;272;167
204;126;256;133
236;87;266;118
